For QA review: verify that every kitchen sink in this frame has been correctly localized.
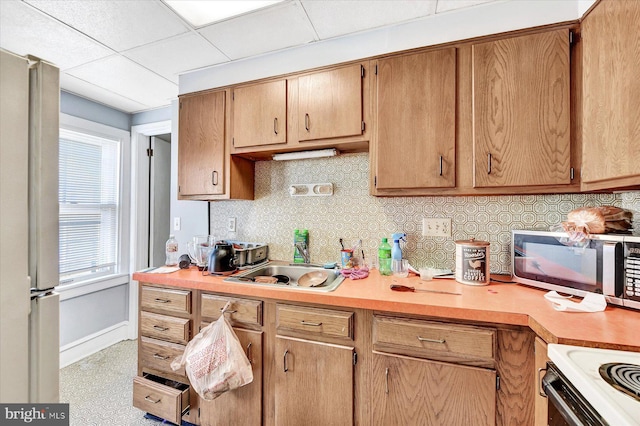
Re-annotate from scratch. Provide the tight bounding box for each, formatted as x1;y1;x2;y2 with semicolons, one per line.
224;264;345;292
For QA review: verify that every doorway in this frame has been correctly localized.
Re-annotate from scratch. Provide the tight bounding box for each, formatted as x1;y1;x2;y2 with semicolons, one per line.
148;134;171;267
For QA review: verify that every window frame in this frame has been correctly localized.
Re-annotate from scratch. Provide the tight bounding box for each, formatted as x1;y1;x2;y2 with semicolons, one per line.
56;113;131;298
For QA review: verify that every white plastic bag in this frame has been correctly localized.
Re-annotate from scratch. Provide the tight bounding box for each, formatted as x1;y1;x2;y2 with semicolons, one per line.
171;302;253;400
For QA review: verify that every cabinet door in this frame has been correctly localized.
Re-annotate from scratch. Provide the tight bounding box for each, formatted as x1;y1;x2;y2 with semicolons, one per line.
374;48;456;190
372;352;496;425
232;80;287;148
199;329;263;426
472;29;571;188
275;336;354;426
582;0;640;190
178;90;225;196
298;64;363;142
534;337;549;426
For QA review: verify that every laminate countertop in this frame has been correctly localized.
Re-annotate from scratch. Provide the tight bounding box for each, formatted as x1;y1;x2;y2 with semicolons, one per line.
133;264;640;352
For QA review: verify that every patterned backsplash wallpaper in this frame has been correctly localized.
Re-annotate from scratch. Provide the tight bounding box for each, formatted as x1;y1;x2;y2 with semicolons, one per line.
210;153;640;274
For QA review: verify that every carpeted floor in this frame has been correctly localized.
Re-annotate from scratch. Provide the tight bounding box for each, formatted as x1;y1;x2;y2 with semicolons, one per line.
59;340;159;426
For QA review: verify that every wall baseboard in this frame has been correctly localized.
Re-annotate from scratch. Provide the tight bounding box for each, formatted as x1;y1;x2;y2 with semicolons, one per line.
59;321;132;368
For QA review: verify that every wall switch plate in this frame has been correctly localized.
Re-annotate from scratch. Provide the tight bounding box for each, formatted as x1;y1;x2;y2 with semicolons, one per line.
422;218;451;237
173;217;181;231
227;217;237;232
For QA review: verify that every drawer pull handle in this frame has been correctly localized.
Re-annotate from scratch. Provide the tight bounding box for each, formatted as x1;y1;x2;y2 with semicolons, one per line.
283;349;289;373
417;336;446;344
300;320;322;326
304;113;310;131
154;298;170;303
246;342;252;364
220;308;237;314
274;117;278;135
487;153;492;175
153;325;169;332
145;395;161;404
538;367;547;398
153;353;170;360
439;155;443;176
385;367;389;394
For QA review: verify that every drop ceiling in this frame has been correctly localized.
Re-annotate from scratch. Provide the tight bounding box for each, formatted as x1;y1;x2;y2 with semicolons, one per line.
1;0;503;114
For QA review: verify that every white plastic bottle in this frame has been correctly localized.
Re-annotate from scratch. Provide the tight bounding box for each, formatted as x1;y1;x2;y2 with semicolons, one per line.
165;234;179;266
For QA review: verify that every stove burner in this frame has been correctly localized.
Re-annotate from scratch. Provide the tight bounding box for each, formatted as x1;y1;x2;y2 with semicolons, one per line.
599;363;640;402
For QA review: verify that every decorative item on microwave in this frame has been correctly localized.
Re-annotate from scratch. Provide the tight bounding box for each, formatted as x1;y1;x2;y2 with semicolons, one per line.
555;206;633;245
563;206;632;234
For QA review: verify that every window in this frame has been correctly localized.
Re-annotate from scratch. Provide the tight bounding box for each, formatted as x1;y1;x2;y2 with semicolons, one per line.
58;116;130;286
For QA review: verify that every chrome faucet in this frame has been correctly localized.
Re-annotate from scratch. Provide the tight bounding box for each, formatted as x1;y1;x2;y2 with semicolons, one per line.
295;242;311;264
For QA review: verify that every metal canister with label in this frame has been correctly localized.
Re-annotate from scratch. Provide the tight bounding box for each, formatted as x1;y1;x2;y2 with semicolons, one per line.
455;238;490;286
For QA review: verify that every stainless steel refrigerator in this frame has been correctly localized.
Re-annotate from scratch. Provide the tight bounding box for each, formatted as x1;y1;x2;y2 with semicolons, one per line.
0;49;60;403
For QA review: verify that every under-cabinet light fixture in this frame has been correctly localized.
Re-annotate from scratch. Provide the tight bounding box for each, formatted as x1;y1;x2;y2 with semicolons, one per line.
272;148;338;161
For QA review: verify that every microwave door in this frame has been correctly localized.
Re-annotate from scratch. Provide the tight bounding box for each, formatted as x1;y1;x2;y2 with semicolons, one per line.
513;234;602;292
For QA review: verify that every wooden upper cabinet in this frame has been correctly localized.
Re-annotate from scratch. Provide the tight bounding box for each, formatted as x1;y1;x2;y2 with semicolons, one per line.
374;48;456;190
232;79;287;149
298;64;364;142
581;0;640;190
178;90;225;196
472;29;571;188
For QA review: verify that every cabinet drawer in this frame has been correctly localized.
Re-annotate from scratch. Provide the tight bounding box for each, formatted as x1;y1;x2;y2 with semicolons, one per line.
276;304;353;340
133;374;189;425
373;316;496;364
141;311;190;344
201;294;262;328
141;286;191;315
140;336;186;377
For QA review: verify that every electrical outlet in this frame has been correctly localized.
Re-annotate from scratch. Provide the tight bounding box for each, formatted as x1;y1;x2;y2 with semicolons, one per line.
422;217;452;237
173;217;181;231
227;217;237;232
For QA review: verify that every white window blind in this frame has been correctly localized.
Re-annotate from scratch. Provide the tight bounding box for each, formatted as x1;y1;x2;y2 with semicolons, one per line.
59;128;121;282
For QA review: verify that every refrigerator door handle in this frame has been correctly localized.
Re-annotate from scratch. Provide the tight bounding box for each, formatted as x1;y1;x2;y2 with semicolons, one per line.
30;287;55;300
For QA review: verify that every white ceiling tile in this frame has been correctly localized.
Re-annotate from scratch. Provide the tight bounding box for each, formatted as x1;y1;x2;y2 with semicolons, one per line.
301;0;438;40
24;0;190;52
436;0;499;14
66;55;177;110
123;33;229;84
0;0;112;69
198;1;316;60
60;74;149;113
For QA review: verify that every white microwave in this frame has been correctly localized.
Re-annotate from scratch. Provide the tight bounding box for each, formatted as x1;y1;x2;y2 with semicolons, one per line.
511;230;640;310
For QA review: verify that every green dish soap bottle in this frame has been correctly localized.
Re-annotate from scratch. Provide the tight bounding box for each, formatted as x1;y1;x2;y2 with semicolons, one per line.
378;238;392;276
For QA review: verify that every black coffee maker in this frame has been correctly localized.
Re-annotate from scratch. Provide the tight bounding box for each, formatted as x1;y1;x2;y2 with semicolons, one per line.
208;241;237;274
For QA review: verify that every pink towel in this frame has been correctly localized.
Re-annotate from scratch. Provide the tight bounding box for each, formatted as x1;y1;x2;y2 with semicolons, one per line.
340;267;369;280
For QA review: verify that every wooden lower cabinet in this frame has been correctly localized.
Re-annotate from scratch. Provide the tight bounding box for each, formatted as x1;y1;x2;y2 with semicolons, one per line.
372;352;496;425
534;337;550;426
199;328;263;426
274;336;354;426
135;286;534;426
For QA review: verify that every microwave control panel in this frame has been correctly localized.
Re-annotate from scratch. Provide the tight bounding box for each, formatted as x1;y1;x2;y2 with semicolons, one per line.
624;240;640;302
